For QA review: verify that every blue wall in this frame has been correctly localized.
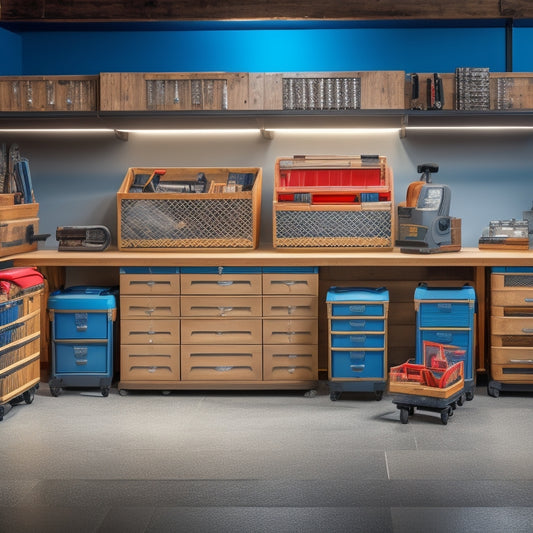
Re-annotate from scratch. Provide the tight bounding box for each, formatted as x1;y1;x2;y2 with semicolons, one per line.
0;28;22;75
15;24;506;75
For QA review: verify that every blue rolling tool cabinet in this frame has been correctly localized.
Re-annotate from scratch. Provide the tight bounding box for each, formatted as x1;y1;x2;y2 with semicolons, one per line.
48;286;117;397
414;284;476;400
326;286;389;401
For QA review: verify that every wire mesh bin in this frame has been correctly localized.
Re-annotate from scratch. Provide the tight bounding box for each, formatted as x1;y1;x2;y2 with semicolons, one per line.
0;267;44;421
273;155;394;249
117;167;262;250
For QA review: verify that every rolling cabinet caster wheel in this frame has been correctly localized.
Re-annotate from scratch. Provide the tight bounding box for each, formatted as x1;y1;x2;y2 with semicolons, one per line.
101;387;110;397
375;390;384;401
329;391;341;401
118;389;128;396
23;388;35;404
400;408;409;424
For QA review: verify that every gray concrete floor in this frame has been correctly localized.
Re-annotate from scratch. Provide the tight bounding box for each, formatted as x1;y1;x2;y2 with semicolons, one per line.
0;379;532;533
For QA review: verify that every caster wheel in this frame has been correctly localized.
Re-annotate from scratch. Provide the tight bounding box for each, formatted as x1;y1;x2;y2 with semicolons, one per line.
23;388;35;404
101;387;109;397
161;390;171;396
0;405;4;422
466;391;474;401
118;389;128;396
487;386;499;398
9;395;23;406
457;393;466;406
375;390;383;401
400;408;409;424
50;387;61;397
304;389;318;398
329;391;341;401
441;409;449;425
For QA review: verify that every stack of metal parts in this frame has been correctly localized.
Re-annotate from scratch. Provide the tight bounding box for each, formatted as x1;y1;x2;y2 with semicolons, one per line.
495;77;513;110
455;67;490;110
282;77;361;110
145;79;228;110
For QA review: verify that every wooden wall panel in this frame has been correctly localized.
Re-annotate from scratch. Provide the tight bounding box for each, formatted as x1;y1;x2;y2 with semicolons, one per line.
0;1;518;22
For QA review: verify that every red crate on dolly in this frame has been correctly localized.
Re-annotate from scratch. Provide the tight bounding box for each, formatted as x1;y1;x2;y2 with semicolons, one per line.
388;341;466;425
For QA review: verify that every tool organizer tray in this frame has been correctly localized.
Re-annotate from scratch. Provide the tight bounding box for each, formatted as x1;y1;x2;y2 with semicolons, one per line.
117;166;262;250
273;155;394;249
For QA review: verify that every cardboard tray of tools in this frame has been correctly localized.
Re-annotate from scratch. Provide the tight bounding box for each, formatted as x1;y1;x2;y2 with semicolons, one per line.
117;166;262;250
273;155;394;249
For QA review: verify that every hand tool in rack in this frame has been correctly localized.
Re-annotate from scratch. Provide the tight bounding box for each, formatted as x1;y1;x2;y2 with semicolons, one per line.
56;225;111;251
409;74;423;110
8;144;34;203
155;171;208;193
128;169;167;193
427;73;444;110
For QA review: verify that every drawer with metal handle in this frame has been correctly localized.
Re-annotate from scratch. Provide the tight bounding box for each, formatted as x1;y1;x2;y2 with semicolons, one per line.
181;318;262;344
120;296;180;318
181;295;261;317
120;318;180;345
120;344;180;381
180;344;262;380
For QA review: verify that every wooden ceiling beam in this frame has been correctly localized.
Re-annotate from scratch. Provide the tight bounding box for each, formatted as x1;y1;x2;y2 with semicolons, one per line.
2;1;532;23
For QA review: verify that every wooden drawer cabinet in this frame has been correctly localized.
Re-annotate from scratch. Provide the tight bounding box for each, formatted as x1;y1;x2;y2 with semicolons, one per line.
118;266;319;392
489;269;533;396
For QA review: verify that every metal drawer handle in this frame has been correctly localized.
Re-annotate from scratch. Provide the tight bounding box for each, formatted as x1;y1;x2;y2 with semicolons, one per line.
525;298;533;302
350;364;365;372
75;359;88;366
510;359;533;364
521;328;533;333
217;280;234;286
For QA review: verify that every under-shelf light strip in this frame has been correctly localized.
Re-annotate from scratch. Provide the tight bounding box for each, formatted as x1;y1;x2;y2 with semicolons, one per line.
1;126;533;134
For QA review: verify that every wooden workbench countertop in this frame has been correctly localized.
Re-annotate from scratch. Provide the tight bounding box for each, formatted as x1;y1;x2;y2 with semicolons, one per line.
5;246;533;268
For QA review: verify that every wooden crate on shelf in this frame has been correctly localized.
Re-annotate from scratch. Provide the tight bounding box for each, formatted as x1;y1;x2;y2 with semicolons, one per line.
259;71;405;110
490;72;533;110
0;75;98;112
117;166;262;250
100;72;252;111
0;198;40;258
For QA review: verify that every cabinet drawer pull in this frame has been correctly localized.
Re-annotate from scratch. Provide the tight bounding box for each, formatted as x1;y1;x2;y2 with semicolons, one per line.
510;359;533;364
525;298;533;303
521;328;533;333
350;364;365;372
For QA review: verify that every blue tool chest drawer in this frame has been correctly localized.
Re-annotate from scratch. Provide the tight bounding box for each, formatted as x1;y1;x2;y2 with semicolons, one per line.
48;286;117;397
330;350;385;379
326;287;389;400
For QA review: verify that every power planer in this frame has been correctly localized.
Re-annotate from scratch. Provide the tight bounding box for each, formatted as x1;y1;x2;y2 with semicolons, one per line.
396;163;461;254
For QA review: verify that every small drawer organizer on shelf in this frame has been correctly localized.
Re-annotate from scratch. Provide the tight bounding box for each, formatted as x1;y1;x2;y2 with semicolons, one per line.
326;286;389;401
488;267;533;397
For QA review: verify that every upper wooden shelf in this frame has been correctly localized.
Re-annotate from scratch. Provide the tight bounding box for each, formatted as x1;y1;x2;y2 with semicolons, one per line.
0;1;531;22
